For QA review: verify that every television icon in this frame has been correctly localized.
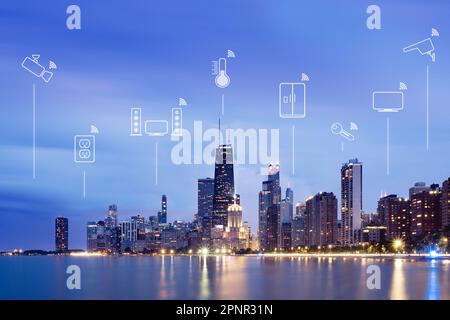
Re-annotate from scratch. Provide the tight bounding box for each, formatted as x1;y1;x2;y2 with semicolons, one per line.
372;91;404;113
145;120;168;136
279;82;306;119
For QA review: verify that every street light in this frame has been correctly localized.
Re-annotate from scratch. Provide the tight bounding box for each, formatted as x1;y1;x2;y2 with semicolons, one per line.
393;239;403;253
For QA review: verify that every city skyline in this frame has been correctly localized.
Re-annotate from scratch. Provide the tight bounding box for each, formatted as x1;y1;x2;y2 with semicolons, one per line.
1;0;450;251
37;156;450;252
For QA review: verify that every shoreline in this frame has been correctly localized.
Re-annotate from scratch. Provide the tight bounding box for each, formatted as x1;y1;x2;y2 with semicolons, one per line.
2;252;450;260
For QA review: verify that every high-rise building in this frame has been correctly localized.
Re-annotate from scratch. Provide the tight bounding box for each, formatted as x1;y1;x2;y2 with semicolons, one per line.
198;177;214;239
305;192;338;246
158;195;168;224
409;182;430;199
378;194;411;240
341;159;363;244
105;204;118;228
55;216;69;252
132;215;146;240
147;215;159;231
224;201;249;250
292;214;306;247
442;178;450;230
120;220;138;251
87;221;98;251
95;221;107;251
212;144;235;229
258;164;281;251
410;184;442;238
285;188;294;221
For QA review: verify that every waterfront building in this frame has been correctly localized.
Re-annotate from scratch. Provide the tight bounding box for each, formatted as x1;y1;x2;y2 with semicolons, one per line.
212;144;235;230
362;226;387;244
87;221;98;251
120;220;138;251
341;159;363;244
158;195;168;224
377;195;411;240
409;182;430;199
410;184;442;238
198;177;214;240
224;201;250;250
292;214;306;247
305;192;338;246
55;216;68;252
258;164;281;251
442;177;450;230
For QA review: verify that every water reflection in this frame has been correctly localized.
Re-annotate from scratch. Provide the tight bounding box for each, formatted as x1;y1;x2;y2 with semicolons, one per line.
1;256;450;299
425;260;441;300
199;256;209;299
390;259;407;300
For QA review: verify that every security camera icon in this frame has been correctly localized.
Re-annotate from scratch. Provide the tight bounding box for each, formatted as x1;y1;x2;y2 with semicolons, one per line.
21;54;54;83
403;38;435;62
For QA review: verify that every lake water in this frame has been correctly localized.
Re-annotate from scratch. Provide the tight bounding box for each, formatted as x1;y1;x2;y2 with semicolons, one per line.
0;255;449;300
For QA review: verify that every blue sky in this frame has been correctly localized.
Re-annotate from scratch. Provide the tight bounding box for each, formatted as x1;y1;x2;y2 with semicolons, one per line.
0;0;449;250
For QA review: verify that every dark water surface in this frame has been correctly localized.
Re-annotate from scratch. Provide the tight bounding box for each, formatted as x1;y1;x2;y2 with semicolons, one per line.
0;255;449;299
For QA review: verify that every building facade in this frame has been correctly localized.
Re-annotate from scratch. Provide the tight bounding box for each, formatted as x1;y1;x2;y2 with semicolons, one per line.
212;145;235;229
341;159;363;244
442;178;450;230
410;184;442;238
55;216;69;252
258;164;281;251
378;194;411;240
305;192;338;246
198;177;214;240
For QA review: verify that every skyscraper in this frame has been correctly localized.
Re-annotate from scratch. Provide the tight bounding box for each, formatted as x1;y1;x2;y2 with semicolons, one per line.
224;201;249;250
341;159;363;244
410;183;441;238
212;144;235;229
305;192;338;246
105;204;118;228
55;216;68;252
87;221;98;251
378;194;411;240
198;177;214;239
442;178;450;230
158;195;168;224
132;214;146;240
409;182;430;199
120;220;138;251
258;164;281;251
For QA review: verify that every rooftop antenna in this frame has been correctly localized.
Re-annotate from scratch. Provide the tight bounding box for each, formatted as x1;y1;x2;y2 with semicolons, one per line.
218;118;221;146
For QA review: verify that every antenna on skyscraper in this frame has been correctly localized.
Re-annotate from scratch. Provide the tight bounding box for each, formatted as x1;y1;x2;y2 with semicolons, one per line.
218;118;221;145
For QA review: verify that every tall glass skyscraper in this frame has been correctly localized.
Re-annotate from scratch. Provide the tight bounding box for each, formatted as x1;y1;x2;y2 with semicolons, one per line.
341;159;363;244
258;164;281;251
198;177;214;239
212;144;235;229
55;216;68;252
158;195;167;224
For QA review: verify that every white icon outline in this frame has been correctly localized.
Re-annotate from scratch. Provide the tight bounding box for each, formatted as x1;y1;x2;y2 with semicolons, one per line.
130;107;143;136
74;135;95;163
372;91;404;113
403;38;435;62
171;107;183;137
145;120;169;136
21;54;54;83
214;58;231;88
279;82;306;119
331;122;355;142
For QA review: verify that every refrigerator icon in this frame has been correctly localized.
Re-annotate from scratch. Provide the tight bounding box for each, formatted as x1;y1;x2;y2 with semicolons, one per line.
279;82;306;119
